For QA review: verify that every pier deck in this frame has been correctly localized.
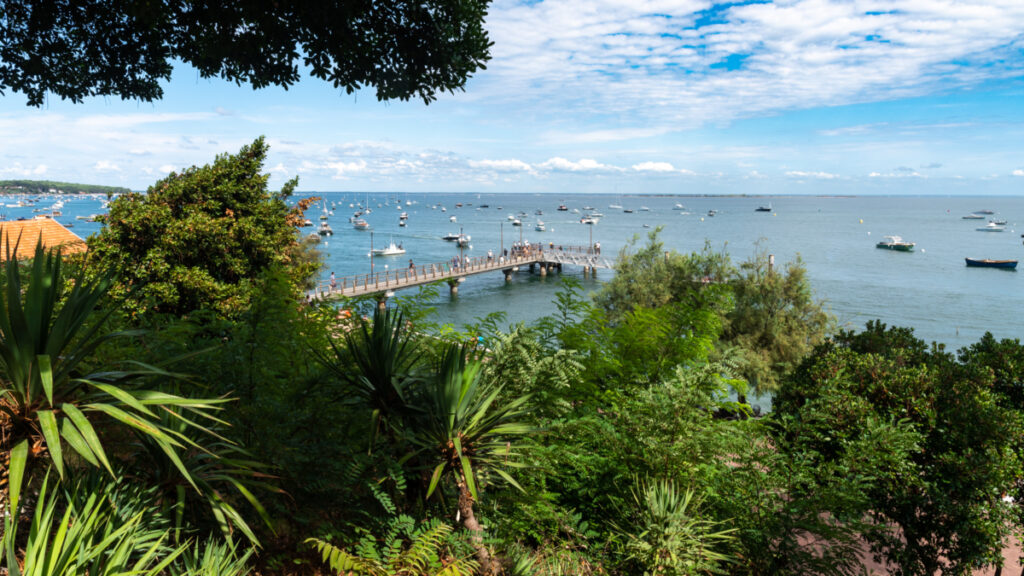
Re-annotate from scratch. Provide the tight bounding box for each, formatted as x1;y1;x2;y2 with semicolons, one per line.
311;245;613;301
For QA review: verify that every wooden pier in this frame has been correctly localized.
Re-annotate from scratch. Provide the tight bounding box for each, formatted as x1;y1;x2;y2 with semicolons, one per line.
311;245;614;303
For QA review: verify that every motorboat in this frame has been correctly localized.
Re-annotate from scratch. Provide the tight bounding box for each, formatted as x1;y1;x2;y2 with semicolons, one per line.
673;203;686;210
399;220;407;227
511;219;522;226
352;219;371;230
507;214;516;221
991;219;1008;226
442;232;462;241
976;222;1005;232
974;209;995;215
371;239;406;256
399;212;408;220
875;235;914;251
557;204;568;211
318;222;333;236
623;208;634;213
535;209;543;215
588;211;605;218
965;258;1018;269
535;221;546;232
756;203;773;212
455;234;471;246
640;206;650;211
580;216;598;225
962;214;985;220
707;210;717;217
450;215;457;222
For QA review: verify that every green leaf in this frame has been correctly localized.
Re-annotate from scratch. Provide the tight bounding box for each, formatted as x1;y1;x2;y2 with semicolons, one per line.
426;463;446;499
37;410;63;478
62;403;112;473
37;354;54;406
7;440;28;513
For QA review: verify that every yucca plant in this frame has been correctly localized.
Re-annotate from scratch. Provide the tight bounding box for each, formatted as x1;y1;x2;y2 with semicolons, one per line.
0;473;189;576
414;343;534;572
314;307;424;450
0;239;227;517
170;536;254;576
619;478;736;576
307;515;476;576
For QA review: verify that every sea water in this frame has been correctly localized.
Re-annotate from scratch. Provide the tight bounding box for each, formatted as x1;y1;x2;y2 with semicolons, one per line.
18;191;1023;351
311;193;1024;351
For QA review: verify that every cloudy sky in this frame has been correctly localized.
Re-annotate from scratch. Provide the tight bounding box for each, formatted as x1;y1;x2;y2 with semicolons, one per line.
2;0;1024;195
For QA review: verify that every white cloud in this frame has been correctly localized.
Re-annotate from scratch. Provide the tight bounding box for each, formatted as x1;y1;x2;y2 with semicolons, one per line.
325;160;368;179
94;160;121;172
632;161;677;173
1013;169;1024;176
785;170;838;179
469;159;536;173
158;164;177;174
538;157;620;172
0;163;48;177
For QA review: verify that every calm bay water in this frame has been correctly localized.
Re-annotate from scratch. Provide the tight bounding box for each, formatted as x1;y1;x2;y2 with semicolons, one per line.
311;193;1023;351
18;192;1022;351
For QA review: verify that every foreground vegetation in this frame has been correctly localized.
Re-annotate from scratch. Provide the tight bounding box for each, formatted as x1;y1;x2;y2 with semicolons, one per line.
2;141;1023;576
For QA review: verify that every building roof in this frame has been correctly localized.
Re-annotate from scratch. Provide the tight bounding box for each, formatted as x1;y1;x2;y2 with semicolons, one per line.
0;218;87;261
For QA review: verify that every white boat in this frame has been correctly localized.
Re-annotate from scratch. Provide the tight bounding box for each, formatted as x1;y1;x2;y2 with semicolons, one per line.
977;222;1005;232
962;214;985;220
507;214;516;221
673;203;686;210
511;219;521;226
352;219;371;230
876;235;915;251
640;206;650;211
609;203;623;209
371;239;406;256
399;212;408;220
455;234;471;246
535;221;546;231
580;216;597;225
450;215;457;222
589;211;605;218
442;232;462;241
318;222;333;236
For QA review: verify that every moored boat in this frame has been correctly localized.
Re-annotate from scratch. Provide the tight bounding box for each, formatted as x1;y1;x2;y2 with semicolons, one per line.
962;214;985;220
965;258;1018;269
535;221;546;231
976;222;1005;232
876;235;915;251
371;239;406;256
352;219;371;230
756;202;773;212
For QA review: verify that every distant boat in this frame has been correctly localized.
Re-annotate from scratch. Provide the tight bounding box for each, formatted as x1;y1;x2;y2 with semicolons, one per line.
609;203;623;209
876;235;914;251
640;206;650;211
450;215;457;222
965;258;1017;269
962;214;985;220
399;212;408;220
352;219;371;230
318;222;333;236
977;222;1005;232
707;210;717;217
623;208;634;214
756;203;773;212
535;221;546;232
991;219;1007;226
557;204;568;211
974;209;996;215
673;203;686;210
371;239;406;256
399;220;407;227
511;219;522;226
442;232;462;241
580;216;598;225
455;234;471;246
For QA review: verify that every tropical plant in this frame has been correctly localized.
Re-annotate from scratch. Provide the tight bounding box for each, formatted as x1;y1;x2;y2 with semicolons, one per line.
170;537;254;576
1;474;190;576
618;478;736;576
414;343;534;572
315;307;424;450
307;515;477;576
0;240;227;513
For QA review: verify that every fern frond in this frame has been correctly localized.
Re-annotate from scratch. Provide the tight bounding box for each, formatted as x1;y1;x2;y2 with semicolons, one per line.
402;521;451;572
307;537;383;576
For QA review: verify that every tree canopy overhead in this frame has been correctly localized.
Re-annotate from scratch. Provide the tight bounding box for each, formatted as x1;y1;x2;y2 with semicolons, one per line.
0;0;493;106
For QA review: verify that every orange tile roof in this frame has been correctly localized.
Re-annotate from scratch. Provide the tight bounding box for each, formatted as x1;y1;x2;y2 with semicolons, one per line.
0;218;87;261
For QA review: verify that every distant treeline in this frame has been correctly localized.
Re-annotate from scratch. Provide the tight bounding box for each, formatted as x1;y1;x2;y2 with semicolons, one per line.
0;179;131;195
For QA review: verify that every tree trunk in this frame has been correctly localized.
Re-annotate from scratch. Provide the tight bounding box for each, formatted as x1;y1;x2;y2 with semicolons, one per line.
458;480;494;574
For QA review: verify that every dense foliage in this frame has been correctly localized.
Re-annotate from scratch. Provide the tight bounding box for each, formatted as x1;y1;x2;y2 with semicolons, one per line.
0;180;131;195
86;137;316;320
0;0;492;106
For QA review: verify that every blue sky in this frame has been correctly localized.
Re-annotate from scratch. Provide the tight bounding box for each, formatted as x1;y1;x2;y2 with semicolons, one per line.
2;0;1024;195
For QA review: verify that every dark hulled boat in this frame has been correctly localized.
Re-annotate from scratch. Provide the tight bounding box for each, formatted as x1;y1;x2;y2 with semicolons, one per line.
965;258;1018;269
